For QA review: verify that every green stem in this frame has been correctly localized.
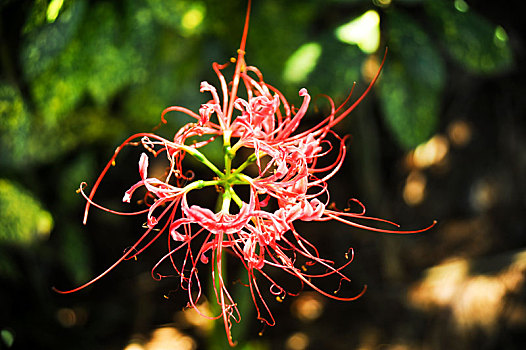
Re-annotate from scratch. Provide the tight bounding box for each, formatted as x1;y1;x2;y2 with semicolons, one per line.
230;188;244;209
236;173;254;185
230;152;259;177
221;186;232;213
208;243;230;349
179;144;224;177
223;130;234;175
182;179;220;192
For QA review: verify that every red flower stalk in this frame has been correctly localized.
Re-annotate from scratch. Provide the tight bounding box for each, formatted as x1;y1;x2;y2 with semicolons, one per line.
54;0;435;346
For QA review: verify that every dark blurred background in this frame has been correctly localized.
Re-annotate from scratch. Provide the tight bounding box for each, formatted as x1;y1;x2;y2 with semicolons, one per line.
1;0;525;349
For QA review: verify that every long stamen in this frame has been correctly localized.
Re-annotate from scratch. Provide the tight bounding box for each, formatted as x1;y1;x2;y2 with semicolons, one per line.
225;0;252;126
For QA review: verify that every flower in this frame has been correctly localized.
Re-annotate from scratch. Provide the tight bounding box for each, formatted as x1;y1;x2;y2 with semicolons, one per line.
54;0;435;346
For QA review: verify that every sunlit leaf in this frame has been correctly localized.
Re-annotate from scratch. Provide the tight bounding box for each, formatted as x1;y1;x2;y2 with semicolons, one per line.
46;0;65;23
335;10;380;54
0;179;53;245
425;1;513;74
283;42;322;84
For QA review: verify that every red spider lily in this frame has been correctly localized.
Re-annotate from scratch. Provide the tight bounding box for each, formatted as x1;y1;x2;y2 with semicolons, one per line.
54;0;435;346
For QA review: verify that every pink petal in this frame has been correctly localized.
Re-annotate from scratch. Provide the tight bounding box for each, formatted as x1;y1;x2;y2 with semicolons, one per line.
139;153;149;180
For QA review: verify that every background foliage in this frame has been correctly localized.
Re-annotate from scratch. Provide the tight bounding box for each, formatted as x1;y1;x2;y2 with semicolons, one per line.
1;0;524;349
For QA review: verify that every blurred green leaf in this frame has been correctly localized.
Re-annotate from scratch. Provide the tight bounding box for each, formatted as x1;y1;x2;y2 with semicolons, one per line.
146;0;206;36
145;0;181;29
393;0;424;4
385;9;445;91
328;0;369;3
21;0;87;80
0;82;122;167
307;36;364;98
425;1;513;74
0;83;31;168
246;1;317;86
0;179;53;245
378;59;440;149
0;247;19;280
53;154;95;284
124;0;157;65
82;1;152;105
11;0;158;168
377;9;443;149
29;39;85;124
59;223;92;284
123;28;200;127
0;328;15;348
58;153;96;205
29;0;154;121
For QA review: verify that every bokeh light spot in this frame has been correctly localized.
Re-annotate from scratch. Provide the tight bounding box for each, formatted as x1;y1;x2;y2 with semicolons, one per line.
127;327;196;350
447;120;472;147
285;332;310;350
283;42;322;83
46;0;65;23
454;0;469;13
412;135;449;169
56;308;77;328
181;4;205;33
0;329;15;348
335;10;380;54
291;292;325;322
177;301;213;333
403;171;427;206
373;0;392;7
494;25;509;47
